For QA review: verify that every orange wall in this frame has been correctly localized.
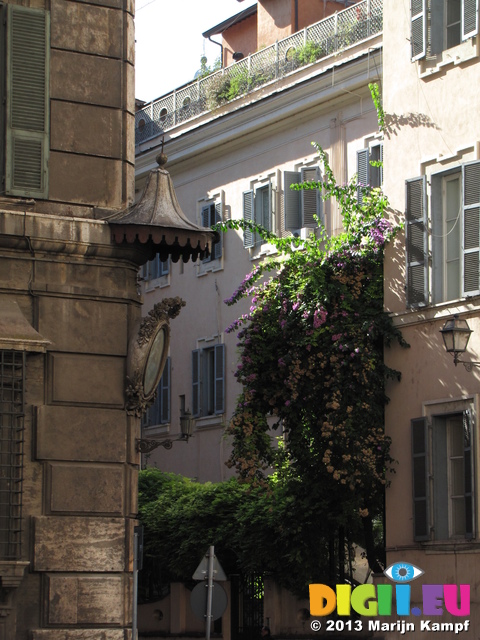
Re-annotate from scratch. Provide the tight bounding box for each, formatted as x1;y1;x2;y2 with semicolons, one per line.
222;0;362;65
222;13;257;66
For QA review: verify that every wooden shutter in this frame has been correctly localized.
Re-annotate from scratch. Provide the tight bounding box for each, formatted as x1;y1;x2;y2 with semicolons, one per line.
406;176;428;307
192;350;201;417
462;0;479;40
243;190;255;248
160;258;170;276
430;0;445;54
301;166;322;226
214;344;225;415
463;410;475;539
160;357;170;424
357;148;369;205
5;5;49;198
284;171;301;231
214;202;223;260
257;183;272;233
412;417;430;541
411;0;427;60
462;160;480;296
202;205;213;263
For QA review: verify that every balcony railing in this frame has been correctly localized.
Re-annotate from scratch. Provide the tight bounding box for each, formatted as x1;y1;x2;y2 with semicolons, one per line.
135;0;382;145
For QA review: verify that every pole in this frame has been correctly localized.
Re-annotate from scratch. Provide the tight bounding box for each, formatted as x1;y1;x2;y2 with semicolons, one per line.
205;545;215;640
132;529;139;640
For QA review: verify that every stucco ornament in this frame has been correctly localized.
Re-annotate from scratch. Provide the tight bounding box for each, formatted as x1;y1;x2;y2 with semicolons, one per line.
126;297;185;417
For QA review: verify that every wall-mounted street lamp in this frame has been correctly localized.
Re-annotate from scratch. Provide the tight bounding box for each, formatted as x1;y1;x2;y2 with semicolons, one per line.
440;315;480;370
136;410;194;453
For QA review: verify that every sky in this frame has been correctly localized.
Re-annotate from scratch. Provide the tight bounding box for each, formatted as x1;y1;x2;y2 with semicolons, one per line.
135;0;256;103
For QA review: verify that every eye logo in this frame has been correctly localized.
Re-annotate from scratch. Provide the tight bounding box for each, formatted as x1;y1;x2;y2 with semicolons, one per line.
384;562;424;583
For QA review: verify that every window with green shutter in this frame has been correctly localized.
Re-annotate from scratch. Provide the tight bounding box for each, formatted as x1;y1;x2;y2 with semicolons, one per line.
284;166;322;232
356;144;383;205
412;0;478;60
201;202;223;262
191;344;225;418
412;410;475;542
242;181;273;248
4;5;49;198
405;176;428;307
142;357;171;426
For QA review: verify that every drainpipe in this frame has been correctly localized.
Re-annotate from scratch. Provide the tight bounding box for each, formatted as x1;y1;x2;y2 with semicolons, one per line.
207;36;224;67
294;0;298;31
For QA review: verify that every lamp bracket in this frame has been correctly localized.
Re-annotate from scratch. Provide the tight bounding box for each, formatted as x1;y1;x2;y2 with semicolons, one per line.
136;434;190;454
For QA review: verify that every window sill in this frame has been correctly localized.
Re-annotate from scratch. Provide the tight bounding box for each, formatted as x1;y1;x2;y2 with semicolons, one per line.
197;258;223;277
419;38;477;78
194;414;224;429
422;540;479;553
144;275;170;292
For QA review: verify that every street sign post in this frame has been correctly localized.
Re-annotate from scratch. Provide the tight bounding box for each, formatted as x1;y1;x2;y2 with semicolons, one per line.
191;546;227;640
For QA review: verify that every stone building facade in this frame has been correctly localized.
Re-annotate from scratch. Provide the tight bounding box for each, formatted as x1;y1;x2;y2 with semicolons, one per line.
0;1;215;638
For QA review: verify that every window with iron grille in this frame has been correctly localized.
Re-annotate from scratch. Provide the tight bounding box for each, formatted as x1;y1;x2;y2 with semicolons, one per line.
0;350;25;559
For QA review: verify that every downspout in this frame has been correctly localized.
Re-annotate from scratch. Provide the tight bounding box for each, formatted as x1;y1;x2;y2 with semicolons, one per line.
294;0;298;31
207;36;224;67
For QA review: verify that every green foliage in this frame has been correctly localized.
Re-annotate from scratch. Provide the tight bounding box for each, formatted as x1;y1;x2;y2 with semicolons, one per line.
369;82;385;133
290;41;323;65
216;142;407;579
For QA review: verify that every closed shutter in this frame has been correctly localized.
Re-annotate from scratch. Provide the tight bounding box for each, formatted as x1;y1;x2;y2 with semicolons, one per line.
462;0;479;40
357;148;369;205
406;176;428;307
462;160;480;296
192;350;201;417
411;0;427;60
243;190;255;248
214;202;223;260
160;357;170;424
161;258;170;276
284;171;301;231
214;344;225;415
412;417;430;541
301;166;321;226
5;5;49;198
463;410;475;539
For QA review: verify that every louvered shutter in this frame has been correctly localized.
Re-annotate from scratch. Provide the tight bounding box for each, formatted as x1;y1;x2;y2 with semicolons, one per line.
411;0;427;61
357;148;369;205
406;176;428;307
6;5;49;198
214;202;223;259
462;161;480;296
192;350;201;417
161;258;170;276
412;417;430;541
202;205;213;263
430;0;445;55
462;0;479;40
214;344;225;415
160;357;171;424
284;171;301;231
301;166;322;226
257;183;272;233
463;410;475;539
243;190;255;248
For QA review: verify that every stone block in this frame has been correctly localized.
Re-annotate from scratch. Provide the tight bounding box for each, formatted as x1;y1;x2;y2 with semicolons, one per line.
47;463;125;514
38;297;128;355
49;151;123;208
34;516;125;572
32;631;126;639
51;50;122;108
51;0;123;58
46;574;124;625
50;102;123;159
48;353;125;406
36;406;127;462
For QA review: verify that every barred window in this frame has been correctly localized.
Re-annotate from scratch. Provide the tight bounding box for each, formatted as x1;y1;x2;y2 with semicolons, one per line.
0;351;25;559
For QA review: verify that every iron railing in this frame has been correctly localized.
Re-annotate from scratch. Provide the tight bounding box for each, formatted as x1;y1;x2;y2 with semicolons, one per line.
136;0;382;145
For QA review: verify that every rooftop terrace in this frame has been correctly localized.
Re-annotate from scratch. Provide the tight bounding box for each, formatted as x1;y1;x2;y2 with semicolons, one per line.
135;0;382;146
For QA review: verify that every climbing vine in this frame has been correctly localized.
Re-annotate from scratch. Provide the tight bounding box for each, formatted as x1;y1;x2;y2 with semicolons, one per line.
216;143;407;577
